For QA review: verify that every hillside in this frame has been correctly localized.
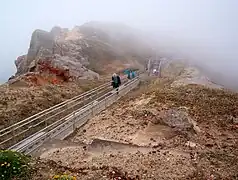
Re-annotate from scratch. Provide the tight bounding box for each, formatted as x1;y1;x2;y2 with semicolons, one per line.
1;21;237;180
0;22;152;129
0;78;107;129
30;63;238;179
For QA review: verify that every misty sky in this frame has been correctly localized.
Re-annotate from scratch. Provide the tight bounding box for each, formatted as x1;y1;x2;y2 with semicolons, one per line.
1;0;238;83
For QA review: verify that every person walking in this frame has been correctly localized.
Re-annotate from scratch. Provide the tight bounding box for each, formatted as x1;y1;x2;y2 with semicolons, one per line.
111;73;121;94
131;70;136;79
127;69;131;80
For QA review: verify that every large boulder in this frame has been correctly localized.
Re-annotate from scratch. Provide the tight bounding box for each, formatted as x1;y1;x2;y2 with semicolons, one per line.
13;22;152;81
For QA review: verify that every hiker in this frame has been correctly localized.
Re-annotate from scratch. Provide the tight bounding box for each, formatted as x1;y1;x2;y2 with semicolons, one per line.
131;70;136;79
127;70;135;80
127;69;131;80
111;73;121;94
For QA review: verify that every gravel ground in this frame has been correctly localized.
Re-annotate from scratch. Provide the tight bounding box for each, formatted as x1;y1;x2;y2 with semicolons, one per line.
30;68;238;179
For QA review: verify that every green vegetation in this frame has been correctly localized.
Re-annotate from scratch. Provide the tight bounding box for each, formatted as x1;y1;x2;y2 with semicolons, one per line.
0;150;31;180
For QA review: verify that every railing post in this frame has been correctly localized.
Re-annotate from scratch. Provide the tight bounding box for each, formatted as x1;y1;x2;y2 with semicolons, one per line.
96;88;99;99
73;112;76;130
104;97;107;108
12;128;16;145
91;101;94;116
45;117;48;128
83;95;85;106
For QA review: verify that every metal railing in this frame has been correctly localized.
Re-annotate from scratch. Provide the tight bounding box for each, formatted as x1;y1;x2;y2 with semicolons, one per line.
0;74;134;149
9;76;140;154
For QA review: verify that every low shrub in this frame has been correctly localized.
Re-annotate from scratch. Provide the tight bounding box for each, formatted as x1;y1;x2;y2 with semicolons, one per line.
0;150;31;180
51;174;76;180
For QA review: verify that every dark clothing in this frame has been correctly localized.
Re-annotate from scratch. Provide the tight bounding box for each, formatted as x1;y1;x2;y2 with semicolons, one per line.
127;73;131;79
112;82;120;88
127;71;131;79
112;75;121;94
112;75;121;88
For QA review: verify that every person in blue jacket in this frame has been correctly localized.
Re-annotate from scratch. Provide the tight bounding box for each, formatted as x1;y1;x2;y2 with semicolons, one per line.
126;69;131;79
131;70;136;78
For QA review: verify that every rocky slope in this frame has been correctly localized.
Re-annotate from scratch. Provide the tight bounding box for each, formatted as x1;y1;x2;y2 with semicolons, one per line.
0;21;153;128
14;22;151;82
0;78;107;129
31;63;238;179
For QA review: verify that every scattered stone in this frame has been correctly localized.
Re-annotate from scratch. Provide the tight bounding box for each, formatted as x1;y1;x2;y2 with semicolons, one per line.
232;117;238;124
185;141;196;148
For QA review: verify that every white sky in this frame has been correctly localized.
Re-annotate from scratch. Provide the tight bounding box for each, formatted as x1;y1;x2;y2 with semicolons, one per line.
1;0;238;82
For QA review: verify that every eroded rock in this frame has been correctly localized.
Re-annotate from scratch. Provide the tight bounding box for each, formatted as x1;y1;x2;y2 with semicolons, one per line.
13;22;150;82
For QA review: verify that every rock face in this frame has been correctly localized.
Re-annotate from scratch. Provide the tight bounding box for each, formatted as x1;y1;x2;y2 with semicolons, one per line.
15;55;27;75
15;22;152;81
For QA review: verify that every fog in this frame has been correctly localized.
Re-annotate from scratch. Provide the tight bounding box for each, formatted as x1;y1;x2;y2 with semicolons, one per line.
1;0;238;88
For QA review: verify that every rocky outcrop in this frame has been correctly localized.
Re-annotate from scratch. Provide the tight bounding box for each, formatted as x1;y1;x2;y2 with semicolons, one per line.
15;55;27;75
28;29;54;63
14;22;151;82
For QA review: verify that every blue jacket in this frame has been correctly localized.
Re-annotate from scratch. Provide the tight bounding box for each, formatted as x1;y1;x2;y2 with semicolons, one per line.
131;71;136;78
124;70;131;79
124;69;130;75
